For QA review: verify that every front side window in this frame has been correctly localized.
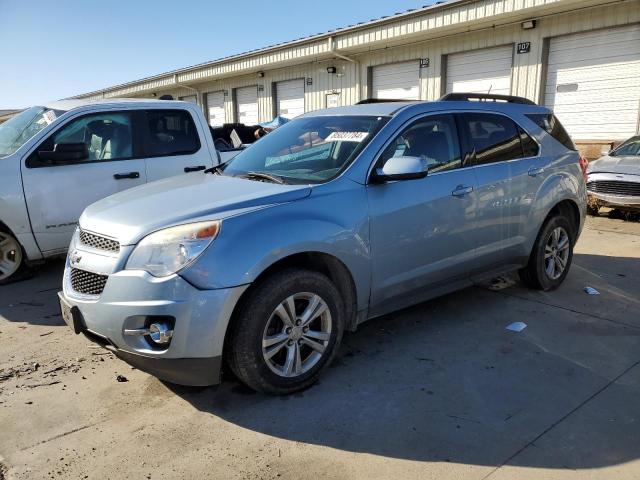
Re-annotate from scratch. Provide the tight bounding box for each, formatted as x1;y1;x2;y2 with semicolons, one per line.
145;110;200;157
222;115;387;184
462;113;524;165
49;112;133;161
378;114;462;174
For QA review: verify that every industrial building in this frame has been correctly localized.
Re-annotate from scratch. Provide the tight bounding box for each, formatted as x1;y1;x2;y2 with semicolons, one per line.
74;0;640;157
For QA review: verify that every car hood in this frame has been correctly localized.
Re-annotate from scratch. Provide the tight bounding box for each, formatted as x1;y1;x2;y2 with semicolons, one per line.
587;155;640;176
80;173;311;245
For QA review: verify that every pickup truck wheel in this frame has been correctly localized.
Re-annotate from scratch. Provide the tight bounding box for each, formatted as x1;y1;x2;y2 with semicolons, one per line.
0;230;27;285
227;268;345;395
519;215;574;291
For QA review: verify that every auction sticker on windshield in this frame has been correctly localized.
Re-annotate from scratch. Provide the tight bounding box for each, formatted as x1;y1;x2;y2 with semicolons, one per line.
325;131;369;142
42;110;58;125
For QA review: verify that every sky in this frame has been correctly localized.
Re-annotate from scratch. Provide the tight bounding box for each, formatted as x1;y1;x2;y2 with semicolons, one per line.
0;0;433;108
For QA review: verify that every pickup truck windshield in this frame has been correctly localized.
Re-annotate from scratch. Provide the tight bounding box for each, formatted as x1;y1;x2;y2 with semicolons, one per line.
0;106;64;158
611;136;640;157
222;115;388;184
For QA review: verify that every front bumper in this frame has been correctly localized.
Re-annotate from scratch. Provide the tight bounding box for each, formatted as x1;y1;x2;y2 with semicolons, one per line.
587;172;640;210
60;257;247;386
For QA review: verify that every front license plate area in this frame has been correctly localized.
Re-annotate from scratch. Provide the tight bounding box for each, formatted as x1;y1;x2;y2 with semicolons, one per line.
58;293;85;334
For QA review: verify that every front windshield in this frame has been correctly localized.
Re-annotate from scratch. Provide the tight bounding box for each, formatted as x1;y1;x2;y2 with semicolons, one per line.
0;106;64;158
222;115;388;184
611;136;640;157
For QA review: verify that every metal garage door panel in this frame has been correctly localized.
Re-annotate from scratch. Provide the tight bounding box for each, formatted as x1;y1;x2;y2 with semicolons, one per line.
372;61;420;100
276;79;305;119
545;24;640;140
236;86;259;125
206;91;226;127
446;45;513;95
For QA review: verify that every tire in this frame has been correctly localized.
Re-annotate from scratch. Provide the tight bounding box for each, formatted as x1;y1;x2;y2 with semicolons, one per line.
519;214;575;291
0;229;29;285
226;268;345;395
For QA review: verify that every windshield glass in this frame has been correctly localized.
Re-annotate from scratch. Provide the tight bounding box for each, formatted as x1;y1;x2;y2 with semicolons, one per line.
0;106;64;158
222;115;388;184
611;136;640;157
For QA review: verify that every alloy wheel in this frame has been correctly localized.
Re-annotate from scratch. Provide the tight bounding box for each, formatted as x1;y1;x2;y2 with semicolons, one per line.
262;292;332;378
0;232;22;281
544;226;570;280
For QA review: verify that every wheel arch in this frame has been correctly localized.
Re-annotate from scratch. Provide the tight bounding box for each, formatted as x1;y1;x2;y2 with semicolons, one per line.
222;251;359;368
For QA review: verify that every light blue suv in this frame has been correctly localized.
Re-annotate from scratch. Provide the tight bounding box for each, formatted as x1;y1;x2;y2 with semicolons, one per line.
59;93;587;394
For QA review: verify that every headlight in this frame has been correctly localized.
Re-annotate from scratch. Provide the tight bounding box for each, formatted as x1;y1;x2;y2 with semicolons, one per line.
126;221;220;277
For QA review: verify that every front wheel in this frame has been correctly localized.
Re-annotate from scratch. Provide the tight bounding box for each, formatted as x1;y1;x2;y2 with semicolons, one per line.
0;230;27;285
519;215;574;291
226;268;345;394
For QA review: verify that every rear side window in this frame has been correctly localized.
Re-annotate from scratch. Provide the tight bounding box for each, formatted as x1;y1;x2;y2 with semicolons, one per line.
460;113;525;165
526;113;576;151
144;110;200;157
519;127;539;157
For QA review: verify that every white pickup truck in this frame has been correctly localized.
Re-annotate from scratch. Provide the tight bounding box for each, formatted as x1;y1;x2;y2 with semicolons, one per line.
0;98;241;283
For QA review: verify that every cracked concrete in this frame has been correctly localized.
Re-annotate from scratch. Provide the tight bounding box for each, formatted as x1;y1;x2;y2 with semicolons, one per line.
1;215;639;479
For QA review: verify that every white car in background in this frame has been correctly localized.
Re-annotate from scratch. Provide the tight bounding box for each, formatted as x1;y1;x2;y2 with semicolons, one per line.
587;135;640;215
0;98;235;283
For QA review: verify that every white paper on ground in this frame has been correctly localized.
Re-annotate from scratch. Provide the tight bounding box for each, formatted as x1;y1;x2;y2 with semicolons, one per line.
506;322;527;332
584;286;600;295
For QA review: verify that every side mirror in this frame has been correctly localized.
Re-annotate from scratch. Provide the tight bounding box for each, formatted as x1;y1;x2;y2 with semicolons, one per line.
372;156;428;182
38;142;89;163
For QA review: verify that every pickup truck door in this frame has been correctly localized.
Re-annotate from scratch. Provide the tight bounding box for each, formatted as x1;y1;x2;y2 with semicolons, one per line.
140;109;215;182
21;110;146;254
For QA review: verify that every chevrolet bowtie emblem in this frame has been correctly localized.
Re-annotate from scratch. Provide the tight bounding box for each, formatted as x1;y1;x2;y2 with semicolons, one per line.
71;251;82;265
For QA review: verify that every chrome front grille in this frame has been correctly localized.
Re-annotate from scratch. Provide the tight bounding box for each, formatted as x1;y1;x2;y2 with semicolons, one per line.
587;180;640;197
79;230;120;253
70;268;108;295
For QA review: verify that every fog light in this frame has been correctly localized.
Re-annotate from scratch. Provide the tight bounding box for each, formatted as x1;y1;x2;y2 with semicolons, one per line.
149;322;173;345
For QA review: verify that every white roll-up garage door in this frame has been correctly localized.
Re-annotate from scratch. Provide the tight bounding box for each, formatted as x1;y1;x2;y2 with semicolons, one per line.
371;61;420;100
446;45;513;95
205;91;226;127
276;79;305;119
235;86;259;125
545;24;640;141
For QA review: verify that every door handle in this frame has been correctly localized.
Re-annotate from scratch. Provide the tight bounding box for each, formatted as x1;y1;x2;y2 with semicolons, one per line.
113;172;140;180
452;185;473;197
528;167;544;177
184;165;206;173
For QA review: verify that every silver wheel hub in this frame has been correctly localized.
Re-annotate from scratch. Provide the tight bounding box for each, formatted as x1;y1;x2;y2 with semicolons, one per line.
0;232;22;281
262;292;332;378
544;226;570;280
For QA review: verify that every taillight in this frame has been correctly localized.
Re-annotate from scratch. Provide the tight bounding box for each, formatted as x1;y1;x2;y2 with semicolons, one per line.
578;156;588;183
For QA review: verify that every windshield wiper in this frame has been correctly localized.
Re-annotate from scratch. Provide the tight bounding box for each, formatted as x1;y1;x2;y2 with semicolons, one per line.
240;171;286;184
204;161;229;175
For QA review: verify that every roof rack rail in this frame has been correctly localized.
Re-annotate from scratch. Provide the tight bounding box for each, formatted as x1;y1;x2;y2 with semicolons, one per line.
356;98;419;104
439;93;536;105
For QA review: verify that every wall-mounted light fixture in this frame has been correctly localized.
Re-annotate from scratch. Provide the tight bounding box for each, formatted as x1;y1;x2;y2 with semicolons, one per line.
257;71;265;78
521;20;536;30
327;66;337;74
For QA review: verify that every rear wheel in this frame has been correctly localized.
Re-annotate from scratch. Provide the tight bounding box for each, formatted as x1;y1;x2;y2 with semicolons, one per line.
0;230;27;285
227;268;344;395
519;215;574;291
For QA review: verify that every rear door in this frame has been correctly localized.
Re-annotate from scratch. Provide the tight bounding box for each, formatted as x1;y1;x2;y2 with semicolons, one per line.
21;110;146;253
457;111;542;272
141;109;215;182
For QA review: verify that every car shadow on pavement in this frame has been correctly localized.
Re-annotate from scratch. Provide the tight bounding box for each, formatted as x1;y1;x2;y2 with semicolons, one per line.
0;259;66;326
167;254;640;470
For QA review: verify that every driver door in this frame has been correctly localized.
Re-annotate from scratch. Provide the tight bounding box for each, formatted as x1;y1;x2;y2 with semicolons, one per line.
21;110;146;254
366;114;479;316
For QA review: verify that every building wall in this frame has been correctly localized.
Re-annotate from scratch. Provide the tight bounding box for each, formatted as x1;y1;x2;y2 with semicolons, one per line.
95;0;639;155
